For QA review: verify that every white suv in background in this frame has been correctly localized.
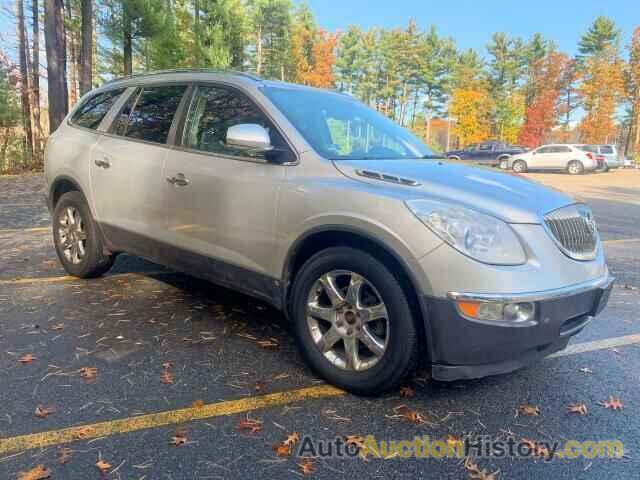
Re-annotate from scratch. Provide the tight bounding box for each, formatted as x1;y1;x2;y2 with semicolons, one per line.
507;144;598;174
577;145;620;171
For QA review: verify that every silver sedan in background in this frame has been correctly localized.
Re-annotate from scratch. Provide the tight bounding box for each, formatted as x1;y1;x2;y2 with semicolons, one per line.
506;144;598;174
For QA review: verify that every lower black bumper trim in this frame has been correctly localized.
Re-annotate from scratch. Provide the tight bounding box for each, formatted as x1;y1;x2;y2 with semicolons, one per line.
431;336;571;381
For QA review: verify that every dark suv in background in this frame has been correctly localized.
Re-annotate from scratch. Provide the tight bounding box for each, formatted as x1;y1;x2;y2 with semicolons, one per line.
446;141;526;167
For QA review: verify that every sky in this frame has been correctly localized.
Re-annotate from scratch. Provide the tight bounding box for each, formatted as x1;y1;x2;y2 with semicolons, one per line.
302;0;639;57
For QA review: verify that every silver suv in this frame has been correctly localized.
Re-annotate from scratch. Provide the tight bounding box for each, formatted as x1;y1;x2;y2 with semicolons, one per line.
44;71;613;394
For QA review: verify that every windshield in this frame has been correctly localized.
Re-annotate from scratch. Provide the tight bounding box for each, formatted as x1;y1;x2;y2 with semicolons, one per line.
261;86;434;160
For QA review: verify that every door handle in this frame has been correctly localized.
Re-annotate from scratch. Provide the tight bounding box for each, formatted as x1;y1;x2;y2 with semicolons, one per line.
94;157;110;168
166;173;190;187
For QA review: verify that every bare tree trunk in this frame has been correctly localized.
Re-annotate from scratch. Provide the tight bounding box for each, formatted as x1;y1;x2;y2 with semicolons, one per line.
31;0;43;165
255;27;263;75
79;0;92;95
16;0;34;159
410;87;419;128
194;0;201;67
44;0;68;133
65;0;78;106
123;12;133;76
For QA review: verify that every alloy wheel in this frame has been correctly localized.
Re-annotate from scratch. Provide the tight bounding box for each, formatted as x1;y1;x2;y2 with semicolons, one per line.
58;206;87;264
306;270;389;372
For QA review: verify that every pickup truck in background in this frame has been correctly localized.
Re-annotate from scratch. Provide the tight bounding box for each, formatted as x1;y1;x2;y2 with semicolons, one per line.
445;141;526;167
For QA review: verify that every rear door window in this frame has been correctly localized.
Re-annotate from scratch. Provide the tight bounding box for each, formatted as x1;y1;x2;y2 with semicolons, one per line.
119;85;187;144
71;88;125;130
600;146;614;154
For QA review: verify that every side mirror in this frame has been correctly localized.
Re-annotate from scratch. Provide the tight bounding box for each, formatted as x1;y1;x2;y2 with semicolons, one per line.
226;124;273;152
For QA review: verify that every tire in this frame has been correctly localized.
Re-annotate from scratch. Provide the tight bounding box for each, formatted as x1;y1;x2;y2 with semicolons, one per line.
512;160;527;173
290;247;419;395
567;160;584;175
447;155;461;161
52;191;114;278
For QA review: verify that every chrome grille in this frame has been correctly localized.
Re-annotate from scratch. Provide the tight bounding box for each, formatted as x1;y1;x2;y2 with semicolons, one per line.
544;204;599;261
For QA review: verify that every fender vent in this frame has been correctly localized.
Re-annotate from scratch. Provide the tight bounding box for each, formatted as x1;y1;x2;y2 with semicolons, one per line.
355;169;421;186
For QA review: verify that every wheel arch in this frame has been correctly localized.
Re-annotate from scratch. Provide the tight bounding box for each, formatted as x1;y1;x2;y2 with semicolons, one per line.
49;175;86;211
281;225;432;361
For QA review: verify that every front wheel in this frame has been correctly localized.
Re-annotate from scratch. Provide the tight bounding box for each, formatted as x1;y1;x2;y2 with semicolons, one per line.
567;160;584;175
290;247;419;395
53;191;114;278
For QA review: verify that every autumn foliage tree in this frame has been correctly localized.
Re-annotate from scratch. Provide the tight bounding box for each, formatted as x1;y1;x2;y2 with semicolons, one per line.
518;53;570;148
626;27;640;157
449;49;493;146
578;52;625;143
298;30;337;88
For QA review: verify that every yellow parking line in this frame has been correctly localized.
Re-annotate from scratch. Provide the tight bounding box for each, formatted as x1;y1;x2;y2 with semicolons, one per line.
602;238;640;245
0;271;170;286
0;384;344;455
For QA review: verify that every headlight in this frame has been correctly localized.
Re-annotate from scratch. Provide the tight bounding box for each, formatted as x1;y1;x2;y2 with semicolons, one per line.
406;199;526;265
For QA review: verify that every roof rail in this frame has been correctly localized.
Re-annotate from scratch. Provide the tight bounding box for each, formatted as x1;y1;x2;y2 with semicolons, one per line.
104;69;262;85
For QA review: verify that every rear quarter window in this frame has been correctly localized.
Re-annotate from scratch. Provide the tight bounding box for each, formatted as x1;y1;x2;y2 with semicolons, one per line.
70;89;125;130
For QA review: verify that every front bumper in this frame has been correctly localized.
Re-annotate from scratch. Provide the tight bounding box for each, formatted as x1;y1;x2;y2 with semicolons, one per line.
423;273;614;381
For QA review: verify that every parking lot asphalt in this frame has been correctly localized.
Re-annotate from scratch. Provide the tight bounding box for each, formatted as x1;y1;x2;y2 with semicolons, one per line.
1;170;639;479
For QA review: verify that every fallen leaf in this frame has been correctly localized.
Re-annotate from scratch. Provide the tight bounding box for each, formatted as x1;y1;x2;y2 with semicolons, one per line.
522;438;552;459
255;380;265;392
79;367;97;382
345;435;365;449
283;432;300;447
35;405;55;418
395;406;425;424
271;431;300;457
58;447;72;464
51;323;65;331
517;404;540;416
567;403;588;415
298;457;315;475
237;417;263;433
19;354;36;364
598;396;623;410
191;399;204;408
17;465;51;480
257;339;279;350
170;433;187;446
160;369;174;384
463;457;498;480
95;459;111;473
72;426;95;439
399;386;414;398
273;442;292;457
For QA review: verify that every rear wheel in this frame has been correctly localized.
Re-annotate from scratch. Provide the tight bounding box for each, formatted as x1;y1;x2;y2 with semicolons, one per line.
567;160;584;175
291;247;419;395
53;191;114;278
512;160;527;173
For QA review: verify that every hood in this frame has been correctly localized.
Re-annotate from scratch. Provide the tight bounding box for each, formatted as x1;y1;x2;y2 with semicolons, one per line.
333;159;574;224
